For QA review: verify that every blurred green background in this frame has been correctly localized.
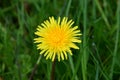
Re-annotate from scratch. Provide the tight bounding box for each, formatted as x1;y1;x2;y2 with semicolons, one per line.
0;0;120;80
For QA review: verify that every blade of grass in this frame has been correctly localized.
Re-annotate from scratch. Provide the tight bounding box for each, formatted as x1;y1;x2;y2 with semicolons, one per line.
89;47;110;80
15;1;25;79
81;0;88;80
92;2;98;80
76;0;83;25
92;0;96;20
65;0;72;17
29;55;42;80
72;0;83;79
69;55;78;80
58;0;67;16
110;0;120;79
94;0;110;30
71;48;82;80
15;32;22;80
95;61;99;80
53;0;57;9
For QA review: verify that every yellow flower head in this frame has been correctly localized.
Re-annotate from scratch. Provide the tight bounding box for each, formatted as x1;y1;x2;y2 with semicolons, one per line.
34;17;82;61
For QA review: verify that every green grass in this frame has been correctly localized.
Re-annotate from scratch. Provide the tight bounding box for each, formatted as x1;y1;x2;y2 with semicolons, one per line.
0;0;120;80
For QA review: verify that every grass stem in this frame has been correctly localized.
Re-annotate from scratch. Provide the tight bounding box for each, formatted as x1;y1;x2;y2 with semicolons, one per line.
110;0;120;79
81;0;87;80
29;55;41;80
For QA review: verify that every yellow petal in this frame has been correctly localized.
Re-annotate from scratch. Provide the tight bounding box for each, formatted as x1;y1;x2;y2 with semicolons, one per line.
52;52;56;61
40;50;46;54
57;17;60;25
63;51;67;59
60;52;64;60
71;38;82;43
46;52;52;60
67;49;73;55
57;53;60;61
44;50;49;56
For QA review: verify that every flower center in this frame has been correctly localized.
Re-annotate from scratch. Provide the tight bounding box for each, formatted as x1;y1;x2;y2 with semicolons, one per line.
47;27;65;47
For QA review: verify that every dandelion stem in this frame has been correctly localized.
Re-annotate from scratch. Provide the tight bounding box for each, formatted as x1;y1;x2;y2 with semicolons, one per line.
50;59;56;80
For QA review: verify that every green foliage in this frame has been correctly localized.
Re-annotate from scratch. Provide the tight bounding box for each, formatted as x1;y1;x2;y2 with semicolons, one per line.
0;0;120;80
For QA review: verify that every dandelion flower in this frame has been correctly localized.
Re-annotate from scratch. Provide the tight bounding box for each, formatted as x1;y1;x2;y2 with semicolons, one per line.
34;17;82;61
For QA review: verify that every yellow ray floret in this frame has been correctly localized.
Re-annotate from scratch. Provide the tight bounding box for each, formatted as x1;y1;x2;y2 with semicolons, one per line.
34;16;82;61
